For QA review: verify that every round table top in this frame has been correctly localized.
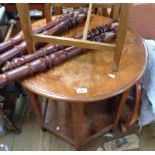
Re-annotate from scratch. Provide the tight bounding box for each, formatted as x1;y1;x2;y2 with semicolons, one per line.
21;15;148;102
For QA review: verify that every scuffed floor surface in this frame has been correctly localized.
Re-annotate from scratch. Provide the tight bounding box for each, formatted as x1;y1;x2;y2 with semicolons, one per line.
1;95;155;151
1;112;155;151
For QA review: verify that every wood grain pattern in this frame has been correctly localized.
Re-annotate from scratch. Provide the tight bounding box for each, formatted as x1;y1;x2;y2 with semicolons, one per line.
21;15;148;103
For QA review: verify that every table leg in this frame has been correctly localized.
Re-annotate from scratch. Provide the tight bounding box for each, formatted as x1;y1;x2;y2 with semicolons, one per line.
43;98;49;123
125;82;142;127
71;102;85;150
113;89;130;129
27;91;45;131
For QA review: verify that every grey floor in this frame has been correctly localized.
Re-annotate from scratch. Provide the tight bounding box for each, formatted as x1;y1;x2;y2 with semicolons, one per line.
1;95;155;151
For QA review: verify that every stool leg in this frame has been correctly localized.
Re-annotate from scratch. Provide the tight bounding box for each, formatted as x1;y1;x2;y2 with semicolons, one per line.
113;89;130;129
27;91;45;131
71;102;85;150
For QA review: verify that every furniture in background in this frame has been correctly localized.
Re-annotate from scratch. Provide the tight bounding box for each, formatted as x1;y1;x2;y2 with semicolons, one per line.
0;5;8;42
128;4;155;40
3;3;63;19
0;5;20;134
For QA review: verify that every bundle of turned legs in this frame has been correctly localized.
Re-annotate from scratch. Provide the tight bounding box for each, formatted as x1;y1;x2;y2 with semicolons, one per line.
0;8;118;88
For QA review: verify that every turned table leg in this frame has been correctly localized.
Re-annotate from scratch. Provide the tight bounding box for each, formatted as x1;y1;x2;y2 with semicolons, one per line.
71;102;86;150
27;91;45;131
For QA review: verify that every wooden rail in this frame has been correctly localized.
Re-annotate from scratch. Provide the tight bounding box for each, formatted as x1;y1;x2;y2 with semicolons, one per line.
32;34;115;50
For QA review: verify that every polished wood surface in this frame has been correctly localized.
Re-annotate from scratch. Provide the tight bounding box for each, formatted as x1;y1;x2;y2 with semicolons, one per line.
21;15;148;103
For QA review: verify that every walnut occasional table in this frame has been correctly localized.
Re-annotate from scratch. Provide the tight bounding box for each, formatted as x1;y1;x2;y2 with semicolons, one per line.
21;15;148;150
